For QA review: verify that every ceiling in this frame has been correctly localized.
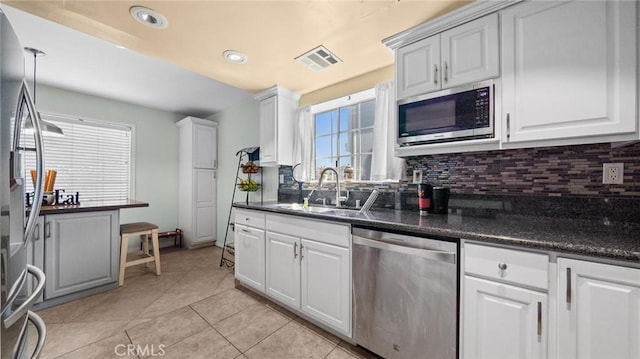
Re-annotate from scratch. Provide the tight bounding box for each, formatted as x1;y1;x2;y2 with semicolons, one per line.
1;0;470;117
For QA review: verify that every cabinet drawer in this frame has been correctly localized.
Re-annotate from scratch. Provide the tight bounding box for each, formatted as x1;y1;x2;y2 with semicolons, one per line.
266;214;350;248
234;209;265;229
464;243;548;290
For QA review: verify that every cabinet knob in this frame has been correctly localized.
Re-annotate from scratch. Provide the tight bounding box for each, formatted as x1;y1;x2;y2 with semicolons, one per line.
498;262;507;270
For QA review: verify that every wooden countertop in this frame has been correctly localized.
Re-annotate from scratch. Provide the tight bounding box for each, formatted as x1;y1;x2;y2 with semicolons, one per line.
38;199;149;215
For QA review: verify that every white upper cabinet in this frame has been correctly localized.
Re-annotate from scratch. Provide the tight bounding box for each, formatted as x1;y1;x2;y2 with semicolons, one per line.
557;258;640;359
441;13;499;89
501;0;638;146
193;124;217;169
396;35;441;99
255;86;300;167
396;13;499;101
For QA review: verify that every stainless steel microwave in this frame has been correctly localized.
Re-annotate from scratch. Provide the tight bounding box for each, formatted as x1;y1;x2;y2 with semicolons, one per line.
397;80;494;147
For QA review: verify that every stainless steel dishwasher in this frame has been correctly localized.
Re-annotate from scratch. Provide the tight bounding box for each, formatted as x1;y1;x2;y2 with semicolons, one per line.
352;227;458;359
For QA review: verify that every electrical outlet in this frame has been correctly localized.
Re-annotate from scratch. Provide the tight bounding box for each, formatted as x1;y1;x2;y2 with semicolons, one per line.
602;163;624;184
413;170;423;184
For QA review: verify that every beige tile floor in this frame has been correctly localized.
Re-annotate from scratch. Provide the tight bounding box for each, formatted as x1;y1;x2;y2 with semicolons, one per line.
31;246;381;359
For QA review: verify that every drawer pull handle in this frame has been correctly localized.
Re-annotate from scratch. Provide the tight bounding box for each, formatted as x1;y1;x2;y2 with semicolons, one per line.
498;263;507;270
566;267;572;304
293;242;298;259
241;229;250;233
300;243;304;259
245;217;250;221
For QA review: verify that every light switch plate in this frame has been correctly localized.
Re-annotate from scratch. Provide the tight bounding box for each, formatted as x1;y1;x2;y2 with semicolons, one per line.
602;163;624;184
412;170;423;184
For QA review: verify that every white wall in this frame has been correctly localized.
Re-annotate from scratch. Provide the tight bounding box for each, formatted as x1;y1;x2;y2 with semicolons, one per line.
210;98;279;246
35;84;184;232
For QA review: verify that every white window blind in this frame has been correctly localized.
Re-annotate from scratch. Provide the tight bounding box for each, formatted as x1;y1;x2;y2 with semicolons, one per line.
23;114;133;201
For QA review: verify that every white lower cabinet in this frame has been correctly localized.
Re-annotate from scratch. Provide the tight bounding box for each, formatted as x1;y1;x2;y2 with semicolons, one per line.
300;238;350;334
463;242;549;359
44;210;119;299
234;224;265;293
264;213;351;336
557;258;640;359
265;231;300;307
464;276;547;359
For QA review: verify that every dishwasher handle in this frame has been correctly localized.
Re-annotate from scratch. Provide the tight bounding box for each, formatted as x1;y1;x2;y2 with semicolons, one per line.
353;236;456;264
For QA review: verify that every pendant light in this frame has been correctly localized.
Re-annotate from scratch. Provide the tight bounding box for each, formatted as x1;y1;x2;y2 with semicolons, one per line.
23;47;64;137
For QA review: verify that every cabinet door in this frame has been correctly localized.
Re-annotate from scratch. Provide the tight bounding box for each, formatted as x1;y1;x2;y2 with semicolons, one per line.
234;224;265;293
441;13;499;88
192;169;216;245
300;238;350;334
396;35;441;100
259;96;277;165
193;124;217;169
463;276;547;359
501;0;637;145
44;211;119;299
558;258;640;359
265;231;300;309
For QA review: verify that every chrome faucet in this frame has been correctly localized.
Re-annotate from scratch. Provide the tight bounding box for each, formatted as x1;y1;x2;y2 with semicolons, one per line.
318;167;344;207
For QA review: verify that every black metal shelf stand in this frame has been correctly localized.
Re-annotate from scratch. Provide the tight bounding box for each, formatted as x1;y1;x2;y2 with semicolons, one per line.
219;147;262;268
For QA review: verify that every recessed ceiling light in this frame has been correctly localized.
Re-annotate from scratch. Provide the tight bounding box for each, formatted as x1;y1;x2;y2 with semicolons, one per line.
130;6;168;29
115;45;127;50
223;50;247;64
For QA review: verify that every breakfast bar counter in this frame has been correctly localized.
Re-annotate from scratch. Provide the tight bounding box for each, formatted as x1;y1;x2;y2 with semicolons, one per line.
38;199;148;215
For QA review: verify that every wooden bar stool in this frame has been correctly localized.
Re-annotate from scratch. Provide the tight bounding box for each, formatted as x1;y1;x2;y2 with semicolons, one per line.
119;222;161;286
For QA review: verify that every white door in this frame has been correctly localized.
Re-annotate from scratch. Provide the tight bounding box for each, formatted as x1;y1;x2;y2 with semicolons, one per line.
193;169;215;245
396;35;441;100
463;276;547;359
501;0;637;145
193;124;217;169
265;231;300;309
441;13;499;88
234;224;265;293
300;238;350;334
558;258;640;359
259;96;277;165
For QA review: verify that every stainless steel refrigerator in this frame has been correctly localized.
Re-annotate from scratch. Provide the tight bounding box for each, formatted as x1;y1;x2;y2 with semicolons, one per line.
1;9;47;359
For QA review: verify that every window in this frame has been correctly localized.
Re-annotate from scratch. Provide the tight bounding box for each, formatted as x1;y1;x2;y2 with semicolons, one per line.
22;114;133;201
312;89;375;181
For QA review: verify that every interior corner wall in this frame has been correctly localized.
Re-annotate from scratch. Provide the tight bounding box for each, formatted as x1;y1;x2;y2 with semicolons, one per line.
34;84;184;233
210;97;280;247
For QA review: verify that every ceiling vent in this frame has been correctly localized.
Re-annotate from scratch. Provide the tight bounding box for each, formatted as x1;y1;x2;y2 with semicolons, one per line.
295;45;341;72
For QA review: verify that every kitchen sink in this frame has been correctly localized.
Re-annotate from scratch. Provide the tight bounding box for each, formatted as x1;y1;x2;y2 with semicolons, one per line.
323;208;366;218
269;203;367;217
270;203;336;213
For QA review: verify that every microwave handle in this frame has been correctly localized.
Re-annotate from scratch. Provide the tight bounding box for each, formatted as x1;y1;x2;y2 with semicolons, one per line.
434;64;438;85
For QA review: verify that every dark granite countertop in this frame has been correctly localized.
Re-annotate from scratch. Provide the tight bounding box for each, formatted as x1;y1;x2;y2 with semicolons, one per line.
234;201;640;264
38;199;148;215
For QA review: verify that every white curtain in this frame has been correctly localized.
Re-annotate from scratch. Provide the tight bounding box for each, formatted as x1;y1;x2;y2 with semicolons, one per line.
370;81;405;181
292;106;314;181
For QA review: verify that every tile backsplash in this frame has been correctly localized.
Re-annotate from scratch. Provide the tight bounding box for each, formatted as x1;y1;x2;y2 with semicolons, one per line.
405;142;640;197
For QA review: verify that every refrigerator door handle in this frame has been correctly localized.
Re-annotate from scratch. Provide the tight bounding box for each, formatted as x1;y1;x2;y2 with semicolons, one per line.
13;80;45;244
26;311;47;359
3;265;45;328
